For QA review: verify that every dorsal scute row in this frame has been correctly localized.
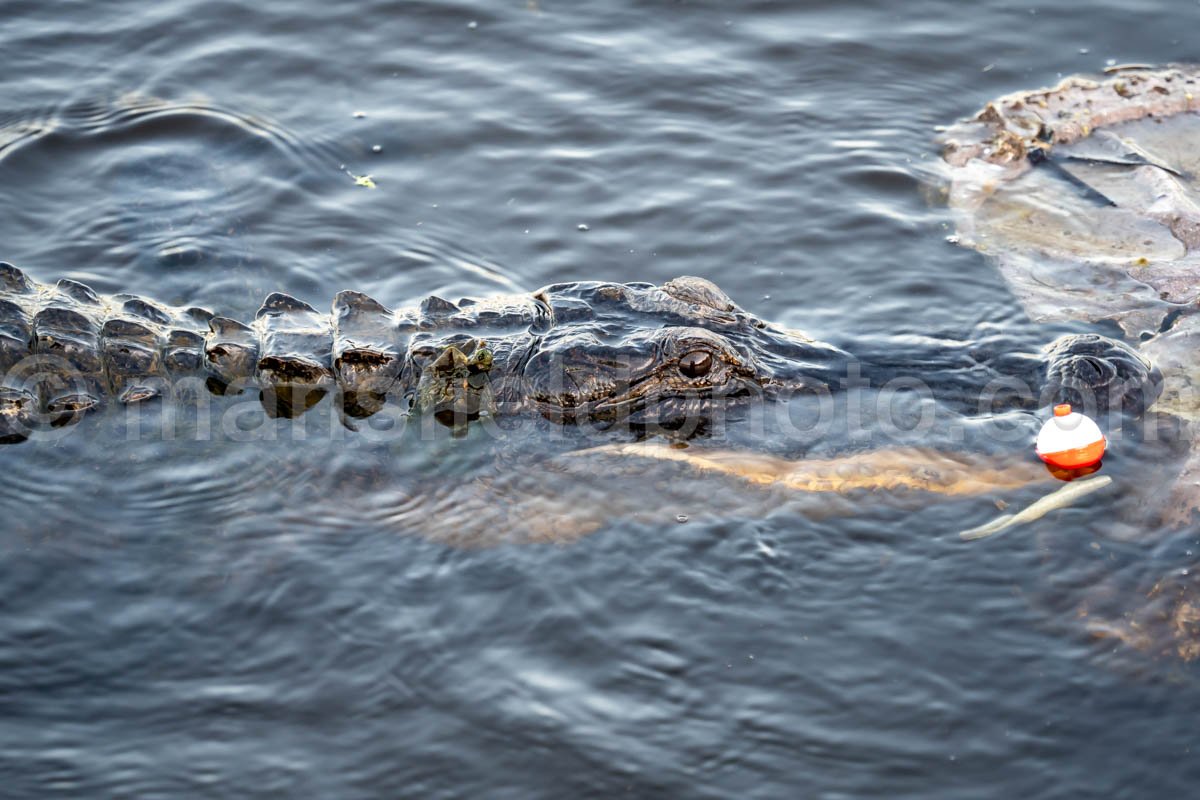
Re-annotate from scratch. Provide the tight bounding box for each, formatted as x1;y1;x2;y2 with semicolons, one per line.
332;290;401;419
0;263;566;437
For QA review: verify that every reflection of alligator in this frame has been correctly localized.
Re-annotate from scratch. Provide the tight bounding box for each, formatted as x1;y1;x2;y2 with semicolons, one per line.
0;262;1160;444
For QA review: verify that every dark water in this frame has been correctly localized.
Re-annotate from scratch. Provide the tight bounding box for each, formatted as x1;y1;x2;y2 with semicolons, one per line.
2;1;1200;797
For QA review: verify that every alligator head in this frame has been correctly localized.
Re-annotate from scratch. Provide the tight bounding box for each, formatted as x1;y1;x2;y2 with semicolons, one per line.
508;276;849;433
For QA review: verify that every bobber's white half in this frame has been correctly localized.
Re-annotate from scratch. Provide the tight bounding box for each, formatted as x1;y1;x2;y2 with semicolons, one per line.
1035;404;1106;470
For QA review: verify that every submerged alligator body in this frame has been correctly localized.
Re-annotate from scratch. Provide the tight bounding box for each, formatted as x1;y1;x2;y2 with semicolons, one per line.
0;261;1159;446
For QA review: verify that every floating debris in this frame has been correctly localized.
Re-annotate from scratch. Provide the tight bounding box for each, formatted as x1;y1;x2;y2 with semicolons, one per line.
371;144;382;153
1104;62;1157;73
577;223;589;231
351;174;376;189
959;475;1113;541
675;514;689;523
352;110;366;119
940;64;1200;339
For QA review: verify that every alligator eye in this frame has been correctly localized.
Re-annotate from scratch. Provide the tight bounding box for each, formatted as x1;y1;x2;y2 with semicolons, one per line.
1075;355;1114;383
679;350;714;379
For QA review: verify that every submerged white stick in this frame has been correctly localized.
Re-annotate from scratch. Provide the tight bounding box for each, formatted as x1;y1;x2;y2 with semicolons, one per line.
959;474;1113;541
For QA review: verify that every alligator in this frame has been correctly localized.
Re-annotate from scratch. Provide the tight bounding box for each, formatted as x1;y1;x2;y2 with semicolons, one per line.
0;261;1161;448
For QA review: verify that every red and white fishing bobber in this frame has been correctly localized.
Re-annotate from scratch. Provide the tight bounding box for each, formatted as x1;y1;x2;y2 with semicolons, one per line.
1035;403;1106;470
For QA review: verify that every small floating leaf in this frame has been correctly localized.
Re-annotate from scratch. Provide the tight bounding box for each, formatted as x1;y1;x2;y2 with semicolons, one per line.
352;174;376;189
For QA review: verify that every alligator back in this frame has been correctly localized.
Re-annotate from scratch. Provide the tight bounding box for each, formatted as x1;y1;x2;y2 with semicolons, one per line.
0;262;553;442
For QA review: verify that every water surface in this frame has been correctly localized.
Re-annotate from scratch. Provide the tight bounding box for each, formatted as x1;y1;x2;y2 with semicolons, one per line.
2;1;1199;797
